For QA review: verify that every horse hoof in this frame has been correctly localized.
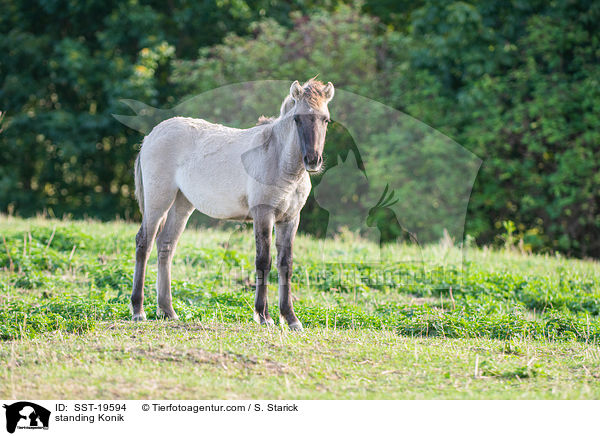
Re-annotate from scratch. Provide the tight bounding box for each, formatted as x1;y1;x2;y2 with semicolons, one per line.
132;312;147;322
280;315;303;331
157;308;179;320
288;321;304;331
254;312;274;326
260;317;275;327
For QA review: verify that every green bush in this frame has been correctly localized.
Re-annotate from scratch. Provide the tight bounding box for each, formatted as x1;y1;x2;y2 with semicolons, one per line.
1;1;599;256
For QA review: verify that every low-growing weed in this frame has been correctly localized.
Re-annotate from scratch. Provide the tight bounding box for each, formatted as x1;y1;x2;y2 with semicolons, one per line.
1;217;599;344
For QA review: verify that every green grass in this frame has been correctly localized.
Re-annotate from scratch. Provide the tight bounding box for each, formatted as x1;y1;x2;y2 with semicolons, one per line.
1;215;600;399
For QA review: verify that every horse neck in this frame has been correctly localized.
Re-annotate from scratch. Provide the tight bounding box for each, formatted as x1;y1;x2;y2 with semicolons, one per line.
271;115;304;179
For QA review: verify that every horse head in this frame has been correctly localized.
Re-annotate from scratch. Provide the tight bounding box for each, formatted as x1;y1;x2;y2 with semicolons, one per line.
288;78;334;173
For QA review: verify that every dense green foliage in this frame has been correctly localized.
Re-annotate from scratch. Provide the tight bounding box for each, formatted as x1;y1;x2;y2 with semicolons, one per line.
1;1;599;256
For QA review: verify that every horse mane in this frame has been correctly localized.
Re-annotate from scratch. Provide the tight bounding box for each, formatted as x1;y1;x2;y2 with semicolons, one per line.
256;95;294;126
301;78;329;108
256;115;275;125
256;78;327;126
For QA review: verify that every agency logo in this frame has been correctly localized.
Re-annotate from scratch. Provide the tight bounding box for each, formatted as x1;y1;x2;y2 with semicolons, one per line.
2;402;50;434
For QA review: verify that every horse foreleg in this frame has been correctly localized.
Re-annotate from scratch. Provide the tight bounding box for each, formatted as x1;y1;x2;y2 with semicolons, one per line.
275;216;302;330
253;208;274;326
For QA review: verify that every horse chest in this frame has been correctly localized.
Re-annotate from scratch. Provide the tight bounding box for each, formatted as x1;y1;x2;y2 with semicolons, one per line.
246;174;310;222
274;178;311;221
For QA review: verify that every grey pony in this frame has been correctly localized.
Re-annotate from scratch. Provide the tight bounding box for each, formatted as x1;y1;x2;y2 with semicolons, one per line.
131;79;334;330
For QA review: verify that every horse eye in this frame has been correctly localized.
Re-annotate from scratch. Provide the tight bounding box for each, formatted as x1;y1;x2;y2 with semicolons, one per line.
293;115;300;123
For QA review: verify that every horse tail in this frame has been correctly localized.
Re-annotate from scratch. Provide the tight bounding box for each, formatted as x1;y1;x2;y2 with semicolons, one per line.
134;153;144;214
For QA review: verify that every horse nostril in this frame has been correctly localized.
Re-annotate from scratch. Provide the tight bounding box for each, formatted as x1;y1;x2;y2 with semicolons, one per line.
303;155;321;171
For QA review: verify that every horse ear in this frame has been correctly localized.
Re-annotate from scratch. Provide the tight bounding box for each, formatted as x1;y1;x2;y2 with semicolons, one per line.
290;80;304;101
279;95;295;117
323;82;335;102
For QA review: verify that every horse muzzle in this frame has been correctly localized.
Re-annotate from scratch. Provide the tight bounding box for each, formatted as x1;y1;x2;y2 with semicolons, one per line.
303;155;323;173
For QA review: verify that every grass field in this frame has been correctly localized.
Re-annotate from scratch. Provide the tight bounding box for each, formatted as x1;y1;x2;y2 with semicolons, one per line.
1;215;600;399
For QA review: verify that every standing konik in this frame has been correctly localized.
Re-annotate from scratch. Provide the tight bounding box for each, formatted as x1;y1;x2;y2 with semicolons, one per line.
131;79;334;330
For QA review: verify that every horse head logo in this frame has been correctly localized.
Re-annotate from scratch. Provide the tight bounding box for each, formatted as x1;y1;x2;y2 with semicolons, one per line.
3;402;51;434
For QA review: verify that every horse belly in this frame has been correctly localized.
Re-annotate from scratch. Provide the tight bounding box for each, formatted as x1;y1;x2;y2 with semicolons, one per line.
176;166;250;220
195;191;250;220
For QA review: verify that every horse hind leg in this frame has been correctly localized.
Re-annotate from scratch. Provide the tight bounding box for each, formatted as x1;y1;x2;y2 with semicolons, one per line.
131;188;178;321
131;210;167;321
155;191;194;320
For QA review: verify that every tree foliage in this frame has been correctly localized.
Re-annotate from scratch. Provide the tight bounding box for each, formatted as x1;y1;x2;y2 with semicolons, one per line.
387;0;600;256
1;0;598;256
